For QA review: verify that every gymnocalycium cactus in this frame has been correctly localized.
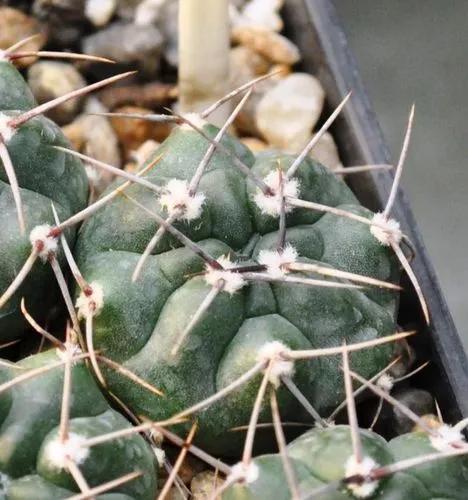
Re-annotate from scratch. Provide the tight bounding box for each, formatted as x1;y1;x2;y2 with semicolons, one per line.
0;39;132;343
222;347;468;499
222;425;468;499
65;87;418;456
0;345;158;499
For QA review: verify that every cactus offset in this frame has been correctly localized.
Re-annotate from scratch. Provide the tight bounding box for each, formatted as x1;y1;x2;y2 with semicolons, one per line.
0;43;133;343
0;346;157;499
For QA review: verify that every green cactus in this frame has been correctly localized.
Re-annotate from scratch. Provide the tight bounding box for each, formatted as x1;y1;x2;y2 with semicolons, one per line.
73;115;402;456
222;425;468;499
0;57;89;342
0;349;158;499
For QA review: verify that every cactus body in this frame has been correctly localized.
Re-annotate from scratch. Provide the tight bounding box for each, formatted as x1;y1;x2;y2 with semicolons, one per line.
0;61;89;342
223;425;468;499
75;122;401;455
0;350;157;499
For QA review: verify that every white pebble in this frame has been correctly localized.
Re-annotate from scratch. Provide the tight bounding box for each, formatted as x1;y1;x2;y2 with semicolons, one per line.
256;73;325;151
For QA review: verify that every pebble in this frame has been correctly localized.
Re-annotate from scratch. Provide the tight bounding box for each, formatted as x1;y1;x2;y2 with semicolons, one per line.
28;61;87;124
412;414;443;433
85;0;117;27
116;0;144;20
0;7;46;67
109;105;172;159
157;0;179;66
235;77;277;137
256;73;325;151
125;139;160;173
82;21;163;73
134;0;168;25
391;388;435;434
308;131;343;170
232;26;300;65
241;137;269;153
234;0;284;32
190;471;223;499
230;46;271;88
63;97;121;195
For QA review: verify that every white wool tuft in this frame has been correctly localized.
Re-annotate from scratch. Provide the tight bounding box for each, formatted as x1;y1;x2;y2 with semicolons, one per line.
258;245;298;279
153;446;166;466
159;179;205;221
180;113;208;131
430;424;466;452
204;256;246;295
345;455;379;498
257;341;294;387
376;373;394;392
228;462;259;484
29;225;58;261
370;212;402;246
43;433;89;469
56;344;82;364
75;282;104;319
254;170;299;217
0;112;16;143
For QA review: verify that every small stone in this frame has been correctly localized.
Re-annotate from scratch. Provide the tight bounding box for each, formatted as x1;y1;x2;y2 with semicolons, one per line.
232;26;300;65
177;455;206;485
190;471;223;499
235;77;277;137
392;388;435;434
413;414;444;433
116;0;144;20
308;131;343;170
166;487;185;500
256;73;325;151
85;0;116;27
110;105;172;159
125;139;160;173
0;7;47;67
230;46;271;89
62;98;121;195
134;0;168;25
235;0;284;32
241;137;269;153
158;0;179;66
28;61;87;124
82;21;163;73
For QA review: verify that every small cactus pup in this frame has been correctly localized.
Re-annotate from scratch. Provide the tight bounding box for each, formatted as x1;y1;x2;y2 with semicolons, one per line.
222;348;468;499
0;37;131;343
68;85;416;456
0;338;158;499
221;424;468;499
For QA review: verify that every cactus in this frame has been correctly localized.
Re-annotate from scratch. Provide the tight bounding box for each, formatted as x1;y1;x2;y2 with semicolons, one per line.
221;347;468;499
65;87;417;456
221;424;468;499
0;41;132;343
0;29;459;498
0;345;158;499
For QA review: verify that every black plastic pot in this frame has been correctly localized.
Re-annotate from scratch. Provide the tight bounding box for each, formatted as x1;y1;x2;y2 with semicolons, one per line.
283;0;468;420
